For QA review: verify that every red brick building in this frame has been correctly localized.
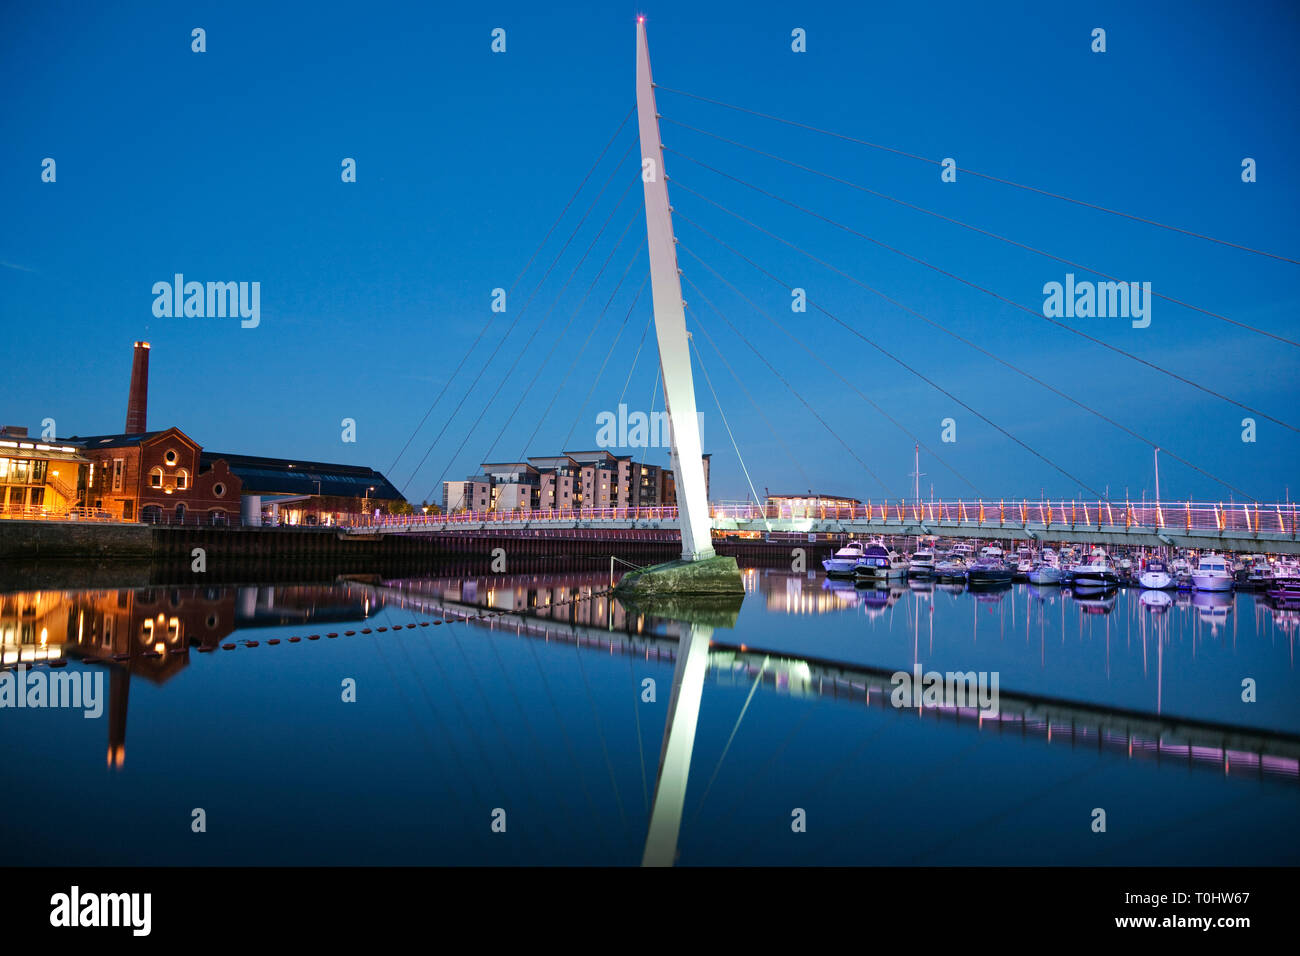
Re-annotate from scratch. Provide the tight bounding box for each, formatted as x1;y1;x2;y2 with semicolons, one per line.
74;428;241;525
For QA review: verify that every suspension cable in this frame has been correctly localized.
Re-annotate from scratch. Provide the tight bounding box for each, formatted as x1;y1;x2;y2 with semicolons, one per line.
654;86;1300;265
660;127;1300;349
670;176;1298;434
674;209;1103;498
425;170;641;504
686;317;770;526
684;300;815;492
388;105;635;482
561;274;650;450
682;267;982;497
402;141;638;496
680;267;896;496
515;237;647;462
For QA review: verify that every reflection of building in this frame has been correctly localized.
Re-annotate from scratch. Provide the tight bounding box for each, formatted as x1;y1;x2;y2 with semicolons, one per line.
0;426;91;515
0;583;383;770
1;587;236;768
444;450;710;514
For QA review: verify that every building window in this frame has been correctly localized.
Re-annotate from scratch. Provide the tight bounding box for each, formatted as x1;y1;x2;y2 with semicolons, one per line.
150;467;163;488
165;449;178;465
176;470;188;490
175;503;186;523
112;459;124;491
213;482;225;497
123;500;134;520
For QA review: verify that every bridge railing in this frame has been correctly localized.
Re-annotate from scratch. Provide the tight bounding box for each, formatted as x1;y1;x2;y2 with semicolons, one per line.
342;500;1299;538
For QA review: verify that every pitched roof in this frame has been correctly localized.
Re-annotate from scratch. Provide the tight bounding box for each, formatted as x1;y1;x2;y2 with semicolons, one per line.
200;451;403;500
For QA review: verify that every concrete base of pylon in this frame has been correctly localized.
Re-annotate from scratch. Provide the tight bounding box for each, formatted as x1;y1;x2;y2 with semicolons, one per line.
614;554;745;597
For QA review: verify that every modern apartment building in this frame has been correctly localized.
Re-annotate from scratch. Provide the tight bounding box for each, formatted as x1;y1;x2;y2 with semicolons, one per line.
443;451;711;513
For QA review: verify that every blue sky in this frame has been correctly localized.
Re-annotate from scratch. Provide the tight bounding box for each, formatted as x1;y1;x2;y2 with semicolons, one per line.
2;0;1297;506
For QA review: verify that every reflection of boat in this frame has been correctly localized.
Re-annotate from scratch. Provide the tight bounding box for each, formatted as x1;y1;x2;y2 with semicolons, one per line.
1072;586;1117;613
1026;584;1058;603
1139;589;1172;611
1070;549;1120;587
1192;588;1233;629
935;582;967;596
907;578;934;595
1138;559;1172;590
972;582;1012;603
823;540;867;577
1191;553;1233;592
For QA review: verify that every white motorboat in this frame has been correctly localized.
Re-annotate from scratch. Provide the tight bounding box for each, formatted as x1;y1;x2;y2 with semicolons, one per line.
1171;556;1193;589
908;550;936;576
1191;552;1234;592
1138;559;1173;590
822;540;867;577
1026;562;1062;585
854;541;904;581
1070;548;1120;587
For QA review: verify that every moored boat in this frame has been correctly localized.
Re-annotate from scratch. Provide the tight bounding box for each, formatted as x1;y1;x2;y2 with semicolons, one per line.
966;554;1013;586
1191;552;1233;592
853;541;903;582
822;540;867;577
1138;559;1173;590
1026;554;1062;585
908;550;936;576
1070;548;1120;587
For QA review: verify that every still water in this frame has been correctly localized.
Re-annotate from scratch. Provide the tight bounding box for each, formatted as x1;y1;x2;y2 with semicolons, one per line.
2;570;1297;865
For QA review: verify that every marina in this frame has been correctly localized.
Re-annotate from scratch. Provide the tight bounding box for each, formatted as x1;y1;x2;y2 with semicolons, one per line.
1;563;1296;866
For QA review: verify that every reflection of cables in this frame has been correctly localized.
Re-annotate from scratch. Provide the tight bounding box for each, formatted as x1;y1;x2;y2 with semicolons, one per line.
688;656;768;826
676;209;1103;498
671;175;1297;434
662;126;1300;348
655;86;1300;264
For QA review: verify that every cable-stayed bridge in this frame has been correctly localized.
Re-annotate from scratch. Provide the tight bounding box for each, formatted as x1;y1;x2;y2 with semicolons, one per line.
377;21;1298;563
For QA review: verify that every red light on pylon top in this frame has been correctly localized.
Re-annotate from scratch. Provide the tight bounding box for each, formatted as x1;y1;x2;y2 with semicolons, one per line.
637;15;645;23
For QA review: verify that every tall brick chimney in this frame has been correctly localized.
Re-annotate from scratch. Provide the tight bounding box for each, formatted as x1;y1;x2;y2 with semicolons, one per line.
124;341;150;434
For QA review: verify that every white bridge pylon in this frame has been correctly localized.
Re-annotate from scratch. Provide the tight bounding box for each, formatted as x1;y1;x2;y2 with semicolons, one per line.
636;18;715;563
